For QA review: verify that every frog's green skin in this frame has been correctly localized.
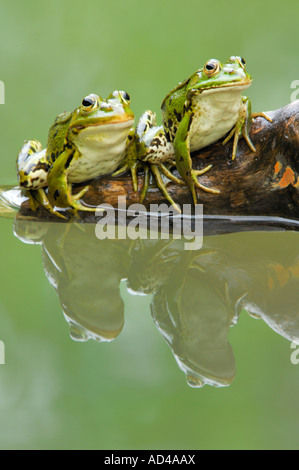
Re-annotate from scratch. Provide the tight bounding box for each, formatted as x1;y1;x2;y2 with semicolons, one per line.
124;56;271;208
17;90;134;217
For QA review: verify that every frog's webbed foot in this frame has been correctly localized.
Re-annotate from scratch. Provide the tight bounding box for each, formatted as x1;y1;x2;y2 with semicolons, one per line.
180;166;220;206
29;189;67;219
223;97;273;161
70;185;97;213
50;183;97;216
252;111;273;122
46;149;97;216
192;166;221;194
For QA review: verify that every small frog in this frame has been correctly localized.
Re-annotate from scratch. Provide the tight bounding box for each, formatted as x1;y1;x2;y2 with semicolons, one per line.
161;56;272;204
17;90;134;217
114;109;183;209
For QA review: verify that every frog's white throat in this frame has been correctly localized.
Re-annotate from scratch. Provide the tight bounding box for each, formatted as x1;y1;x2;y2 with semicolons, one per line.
68;119;134;183
189;83;251;152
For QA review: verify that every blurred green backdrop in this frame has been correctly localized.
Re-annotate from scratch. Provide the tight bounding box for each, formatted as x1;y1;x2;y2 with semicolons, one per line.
0;0;299;450
1;0;299;182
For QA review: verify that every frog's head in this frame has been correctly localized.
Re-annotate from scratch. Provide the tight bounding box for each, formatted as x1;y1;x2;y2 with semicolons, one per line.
187;56;252;95
68;90;135;136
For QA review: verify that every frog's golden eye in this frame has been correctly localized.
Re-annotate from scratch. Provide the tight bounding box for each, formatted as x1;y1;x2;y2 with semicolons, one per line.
237;56;246;68
120;90;131;104
81;95;97;111
112;90;131;104
203;59;221;77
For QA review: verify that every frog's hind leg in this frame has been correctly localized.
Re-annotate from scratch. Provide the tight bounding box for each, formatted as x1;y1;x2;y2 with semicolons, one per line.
28;189;67;219
47;149;95;215
139;111;218;209
149;164;181;213
139;160;185;210
173;114;220;205
17;140;67;218
17;140;49;190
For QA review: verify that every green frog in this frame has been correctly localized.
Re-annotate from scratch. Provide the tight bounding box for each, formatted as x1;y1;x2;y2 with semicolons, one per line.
17;90;134;217
121;56;271;208
161;55;272;204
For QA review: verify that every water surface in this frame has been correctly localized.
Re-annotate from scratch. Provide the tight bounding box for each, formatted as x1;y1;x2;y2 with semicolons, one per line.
0;207;299;449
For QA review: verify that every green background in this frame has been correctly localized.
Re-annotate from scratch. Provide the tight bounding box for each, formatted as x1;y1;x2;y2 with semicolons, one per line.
0;0;299;450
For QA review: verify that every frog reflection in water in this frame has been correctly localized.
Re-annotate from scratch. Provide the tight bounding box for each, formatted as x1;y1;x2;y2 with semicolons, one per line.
17;91;135;218
15;218;236;387
119;56;272;209
13;216;299;388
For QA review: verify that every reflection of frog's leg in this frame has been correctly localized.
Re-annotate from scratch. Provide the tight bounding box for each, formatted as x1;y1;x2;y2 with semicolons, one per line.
112;129;139;191
47;150;94;213
223;97;273;161
174;114;220;205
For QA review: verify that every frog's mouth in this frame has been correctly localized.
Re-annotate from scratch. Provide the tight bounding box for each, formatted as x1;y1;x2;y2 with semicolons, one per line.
71;117;135;133
199;78;253;94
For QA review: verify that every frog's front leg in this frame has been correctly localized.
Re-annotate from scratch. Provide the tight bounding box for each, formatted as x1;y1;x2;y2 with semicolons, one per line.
47;149;94;214
222;96;272;160
112;128;139;191
174;113;220;205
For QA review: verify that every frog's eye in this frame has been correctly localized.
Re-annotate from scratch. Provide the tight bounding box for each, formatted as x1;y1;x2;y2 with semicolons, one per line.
119;90;131;104
203;59;221;77
112;90;131;104
237;56;246;68
81;95;97;111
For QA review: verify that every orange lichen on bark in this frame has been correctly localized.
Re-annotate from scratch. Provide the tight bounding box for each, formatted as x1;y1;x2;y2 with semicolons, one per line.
276;166;296;188
274;161;282;175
